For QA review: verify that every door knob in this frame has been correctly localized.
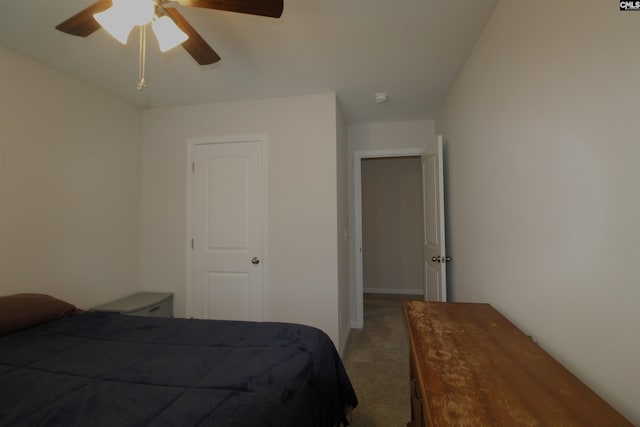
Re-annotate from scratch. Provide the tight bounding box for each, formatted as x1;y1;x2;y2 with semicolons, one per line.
444;256;452;263
431;256;441;263
251;257;261;265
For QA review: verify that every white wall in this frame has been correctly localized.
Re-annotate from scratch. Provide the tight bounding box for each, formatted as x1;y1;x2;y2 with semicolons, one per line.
140;93;342;345
348;120;435;154
437;1;640;423
336;105;350;354
0;46;142;308
347;120;435;324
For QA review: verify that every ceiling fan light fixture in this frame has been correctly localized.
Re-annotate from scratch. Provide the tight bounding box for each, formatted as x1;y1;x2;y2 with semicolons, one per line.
93;6;134;44
93;0;155;44
152;16;189;52
126;0;156;26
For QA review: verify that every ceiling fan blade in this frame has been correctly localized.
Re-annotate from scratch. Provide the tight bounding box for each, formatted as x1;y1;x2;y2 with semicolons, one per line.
175;0;283;18
55;0;112;37
164;8;221;65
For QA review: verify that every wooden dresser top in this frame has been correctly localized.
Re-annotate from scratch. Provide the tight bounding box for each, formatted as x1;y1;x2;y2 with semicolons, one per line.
404;301;632;427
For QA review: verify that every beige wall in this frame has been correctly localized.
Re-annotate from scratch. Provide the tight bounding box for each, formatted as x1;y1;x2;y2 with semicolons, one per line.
336;105;350;354
437;1;640;423
0;49;344;347
362;157;423;294
0;46;142;308
348;120;436;153
140;93;342;346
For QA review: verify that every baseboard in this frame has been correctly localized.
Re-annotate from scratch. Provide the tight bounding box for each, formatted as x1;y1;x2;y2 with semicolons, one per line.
363;288;423;295
339;326;352;358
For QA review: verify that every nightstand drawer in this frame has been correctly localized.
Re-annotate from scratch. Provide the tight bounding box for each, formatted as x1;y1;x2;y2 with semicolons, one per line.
92;292;173;318
127;298;172;317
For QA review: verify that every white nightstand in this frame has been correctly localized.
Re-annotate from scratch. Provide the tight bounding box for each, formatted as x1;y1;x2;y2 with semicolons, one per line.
91;292;173;318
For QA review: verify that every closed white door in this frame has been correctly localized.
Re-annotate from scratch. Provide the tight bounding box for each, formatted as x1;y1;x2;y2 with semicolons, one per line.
422;135;448;301
189;140;264;321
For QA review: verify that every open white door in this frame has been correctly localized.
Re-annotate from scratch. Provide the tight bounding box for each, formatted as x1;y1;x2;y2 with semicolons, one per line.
422;135;448;301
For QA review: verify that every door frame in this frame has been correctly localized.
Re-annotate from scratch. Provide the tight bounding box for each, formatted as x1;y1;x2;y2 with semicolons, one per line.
185;134;269;320
352;147;426;329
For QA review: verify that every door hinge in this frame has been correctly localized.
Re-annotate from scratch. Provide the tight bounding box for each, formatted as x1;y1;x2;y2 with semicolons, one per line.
192;162;195;173
191;238;194;249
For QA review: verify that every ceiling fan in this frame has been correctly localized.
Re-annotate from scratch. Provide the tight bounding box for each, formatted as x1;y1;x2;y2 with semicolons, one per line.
56;0;284;67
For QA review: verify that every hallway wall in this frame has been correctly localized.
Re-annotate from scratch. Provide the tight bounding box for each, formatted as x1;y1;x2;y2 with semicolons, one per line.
361;157;423;295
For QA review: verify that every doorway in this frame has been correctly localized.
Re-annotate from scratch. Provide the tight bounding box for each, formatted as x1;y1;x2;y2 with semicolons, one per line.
353;148;426;328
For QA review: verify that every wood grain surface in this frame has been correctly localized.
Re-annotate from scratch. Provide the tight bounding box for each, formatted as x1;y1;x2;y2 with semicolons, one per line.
405;301;632;427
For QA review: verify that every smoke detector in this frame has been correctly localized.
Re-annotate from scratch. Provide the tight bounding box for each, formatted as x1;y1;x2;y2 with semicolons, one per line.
374;93;388;103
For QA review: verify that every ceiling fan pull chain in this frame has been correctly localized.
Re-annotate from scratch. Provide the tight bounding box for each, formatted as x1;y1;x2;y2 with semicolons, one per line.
137;25;147;91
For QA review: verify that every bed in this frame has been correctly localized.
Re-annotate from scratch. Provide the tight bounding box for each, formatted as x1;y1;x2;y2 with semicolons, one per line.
0;294;358;427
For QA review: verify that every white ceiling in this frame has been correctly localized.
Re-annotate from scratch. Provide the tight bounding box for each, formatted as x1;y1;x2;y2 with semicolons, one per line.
0;0;497;123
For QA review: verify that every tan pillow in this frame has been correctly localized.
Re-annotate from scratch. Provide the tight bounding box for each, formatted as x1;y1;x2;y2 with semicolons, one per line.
0;293;76;336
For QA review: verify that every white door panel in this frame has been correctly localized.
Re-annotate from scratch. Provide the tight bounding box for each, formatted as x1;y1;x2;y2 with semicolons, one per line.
206;157;250;250
424;155;439;247
190;140;264;321
207;272;251;321
425;262;441;301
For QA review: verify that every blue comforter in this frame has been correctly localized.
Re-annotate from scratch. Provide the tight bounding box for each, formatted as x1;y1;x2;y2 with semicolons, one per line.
0;312;357;426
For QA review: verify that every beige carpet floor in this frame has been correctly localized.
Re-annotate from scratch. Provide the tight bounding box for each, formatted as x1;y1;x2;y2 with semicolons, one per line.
342;294;422;427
